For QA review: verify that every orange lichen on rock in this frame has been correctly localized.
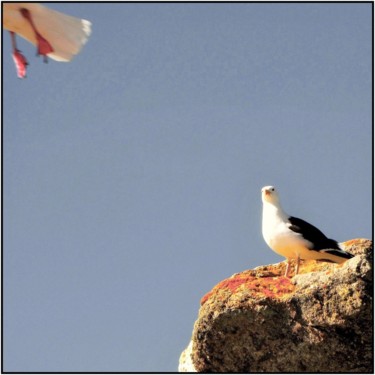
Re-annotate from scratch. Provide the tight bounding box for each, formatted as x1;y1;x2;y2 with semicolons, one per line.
200;274;255;305
253;276;295;299
200;257;334;306
200;272;295;305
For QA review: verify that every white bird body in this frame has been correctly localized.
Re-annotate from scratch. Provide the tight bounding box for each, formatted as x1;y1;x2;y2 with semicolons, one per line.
261;186;353;276
3;3;91;62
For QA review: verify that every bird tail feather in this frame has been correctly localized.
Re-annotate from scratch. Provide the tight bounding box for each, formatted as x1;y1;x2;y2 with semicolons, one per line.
321;247;353;260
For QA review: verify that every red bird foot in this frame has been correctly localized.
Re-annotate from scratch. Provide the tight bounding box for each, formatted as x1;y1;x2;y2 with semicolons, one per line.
12;49;29;79
34;32;54;62
9;31;28;78
20;8;54;62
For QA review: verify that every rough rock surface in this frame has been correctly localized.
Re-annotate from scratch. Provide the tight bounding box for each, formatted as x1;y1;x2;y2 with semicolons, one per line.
179;239;372;373
178;341;195;372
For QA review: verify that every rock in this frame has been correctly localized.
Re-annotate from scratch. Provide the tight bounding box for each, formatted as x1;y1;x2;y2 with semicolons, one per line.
178;341;195;372
179;239;372;372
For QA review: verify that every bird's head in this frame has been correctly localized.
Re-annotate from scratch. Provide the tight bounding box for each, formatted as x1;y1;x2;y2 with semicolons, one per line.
261;186;280;204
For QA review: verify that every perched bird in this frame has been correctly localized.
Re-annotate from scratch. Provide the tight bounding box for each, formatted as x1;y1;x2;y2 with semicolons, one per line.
3;3;91;78
261;186;353;277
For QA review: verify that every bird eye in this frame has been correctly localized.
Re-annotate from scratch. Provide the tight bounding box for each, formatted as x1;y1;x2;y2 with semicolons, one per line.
271;188;274;191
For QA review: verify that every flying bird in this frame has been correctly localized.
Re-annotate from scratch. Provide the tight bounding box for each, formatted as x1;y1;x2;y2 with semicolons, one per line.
3;3;91;78
261;186;353;277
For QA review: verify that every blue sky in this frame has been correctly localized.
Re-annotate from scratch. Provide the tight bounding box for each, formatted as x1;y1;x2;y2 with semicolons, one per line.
3;2;372;372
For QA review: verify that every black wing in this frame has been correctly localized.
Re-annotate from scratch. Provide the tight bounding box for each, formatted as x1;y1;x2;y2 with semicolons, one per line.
288;216;340;251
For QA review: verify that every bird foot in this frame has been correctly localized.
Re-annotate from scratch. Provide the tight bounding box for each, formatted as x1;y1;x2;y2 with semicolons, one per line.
9;31;28;78
35;32;53;61
12;49;29;78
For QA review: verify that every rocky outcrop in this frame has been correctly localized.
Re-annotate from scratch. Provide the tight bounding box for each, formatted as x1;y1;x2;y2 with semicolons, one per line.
179;239;372;373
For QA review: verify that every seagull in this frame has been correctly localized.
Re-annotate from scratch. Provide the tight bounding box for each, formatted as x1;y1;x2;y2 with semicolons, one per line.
261;186;353;277
3;3;91;78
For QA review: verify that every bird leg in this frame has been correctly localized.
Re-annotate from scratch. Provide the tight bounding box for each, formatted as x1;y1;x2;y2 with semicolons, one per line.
284;260;291;277
295;255;300;276
9;31;28;78
19;8;54;62
10;30;17;51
